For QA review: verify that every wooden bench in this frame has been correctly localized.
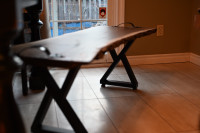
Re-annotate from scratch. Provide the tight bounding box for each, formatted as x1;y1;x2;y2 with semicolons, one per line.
12;26;156;133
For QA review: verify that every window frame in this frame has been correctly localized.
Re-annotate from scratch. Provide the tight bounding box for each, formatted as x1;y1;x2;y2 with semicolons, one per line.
108;0;124;26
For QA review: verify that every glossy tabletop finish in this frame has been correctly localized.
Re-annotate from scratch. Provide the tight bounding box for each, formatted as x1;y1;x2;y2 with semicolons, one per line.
12;26;156;67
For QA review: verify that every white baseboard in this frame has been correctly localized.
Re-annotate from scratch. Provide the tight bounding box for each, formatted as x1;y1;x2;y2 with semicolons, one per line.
190;53;200;66
127;53;191;66
82;53;200;68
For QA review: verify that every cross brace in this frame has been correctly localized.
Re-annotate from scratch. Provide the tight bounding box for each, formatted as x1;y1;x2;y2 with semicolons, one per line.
100;40;138;90
31;66;88;133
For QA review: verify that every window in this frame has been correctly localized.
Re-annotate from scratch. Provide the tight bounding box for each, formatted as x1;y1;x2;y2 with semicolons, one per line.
48;0;108;37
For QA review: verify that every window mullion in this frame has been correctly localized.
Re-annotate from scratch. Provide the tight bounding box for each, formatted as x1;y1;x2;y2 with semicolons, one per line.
52;0;58;36
93;0;97;19
79;0;82;30
99;0;101;6
89;0;91;19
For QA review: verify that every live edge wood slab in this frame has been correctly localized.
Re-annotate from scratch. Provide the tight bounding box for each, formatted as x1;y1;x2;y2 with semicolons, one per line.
12;26;156;68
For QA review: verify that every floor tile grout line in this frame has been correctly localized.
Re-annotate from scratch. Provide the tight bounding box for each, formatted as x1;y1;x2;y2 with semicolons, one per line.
177;69;200;82
80;64;183;133
167;88;200;111
82;69;124;133
137;65;200;111
53;101;60;128
140;63;200;131
132;64;183;132
83;70;137;100
83;73;100;100
166;63;200;82
136;64;200;131
97;97;120;133
155;70;200;110
135;93;178;133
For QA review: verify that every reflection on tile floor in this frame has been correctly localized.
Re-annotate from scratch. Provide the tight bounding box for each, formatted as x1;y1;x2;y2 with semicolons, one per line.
13;63;200;133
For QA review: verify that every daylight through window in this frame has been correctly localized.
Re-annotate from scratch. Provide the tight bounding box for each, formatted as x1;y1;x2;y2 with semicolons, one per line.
48;0;107;37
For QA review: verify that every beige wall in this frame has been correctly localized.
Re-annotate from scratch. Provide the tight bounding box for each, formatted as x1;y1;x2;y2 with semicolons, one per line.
125;0;193;56
190;0;200;55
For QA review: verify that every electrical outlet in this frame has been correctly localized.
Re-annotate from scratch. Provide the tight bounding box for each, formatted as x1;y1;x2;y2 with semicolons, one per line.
157;25;164;36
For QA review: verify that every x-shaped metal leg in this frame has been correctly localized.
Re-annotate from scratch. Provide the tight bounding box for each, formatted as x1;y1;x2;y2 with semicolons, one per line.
100;40;138;90
31;66;88;133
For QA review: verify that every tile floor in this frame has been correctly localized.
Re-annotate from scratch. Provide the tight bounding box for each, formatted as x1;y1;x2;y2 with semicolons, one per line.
13;62;200;133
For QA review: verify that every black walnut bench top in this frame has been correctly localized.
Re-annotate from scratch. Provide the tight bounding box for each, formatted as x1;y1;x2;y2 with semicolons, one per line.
12;26;156;68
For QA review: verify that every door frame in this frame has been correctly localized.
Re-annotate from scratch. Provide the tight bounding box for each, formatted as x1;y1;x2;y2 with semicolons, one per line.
106;0;125;62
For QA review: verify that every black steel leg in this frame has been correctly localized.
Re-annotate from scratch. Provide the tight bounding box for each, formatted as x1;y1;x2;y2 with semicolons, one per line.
31;90;53;132
21;64;28;95
100;50;121;86
100;41;134;84
100;40;138;89
120;54;138;89
31;66;88;133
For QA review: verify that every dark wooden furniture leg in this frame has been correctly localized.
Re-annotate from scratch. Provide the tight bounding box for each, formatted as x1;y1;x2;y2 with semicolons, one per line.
31;66;88;133
21;64;28;95
22;0;45;93
100;40;138;89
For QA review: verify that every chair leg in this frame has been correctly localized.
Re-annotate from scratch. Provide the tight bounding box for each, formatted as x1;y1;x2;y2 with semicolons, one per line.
21;64;28;95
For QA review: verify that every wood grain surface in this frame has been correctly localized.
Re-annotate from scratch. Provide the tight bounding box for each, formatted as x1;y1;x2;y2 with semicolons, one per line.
12;26;156;67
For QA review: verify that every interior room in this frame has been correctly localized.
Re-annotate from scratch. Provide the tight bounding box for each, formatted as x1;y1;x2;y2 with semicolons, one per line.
1;0;200;133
